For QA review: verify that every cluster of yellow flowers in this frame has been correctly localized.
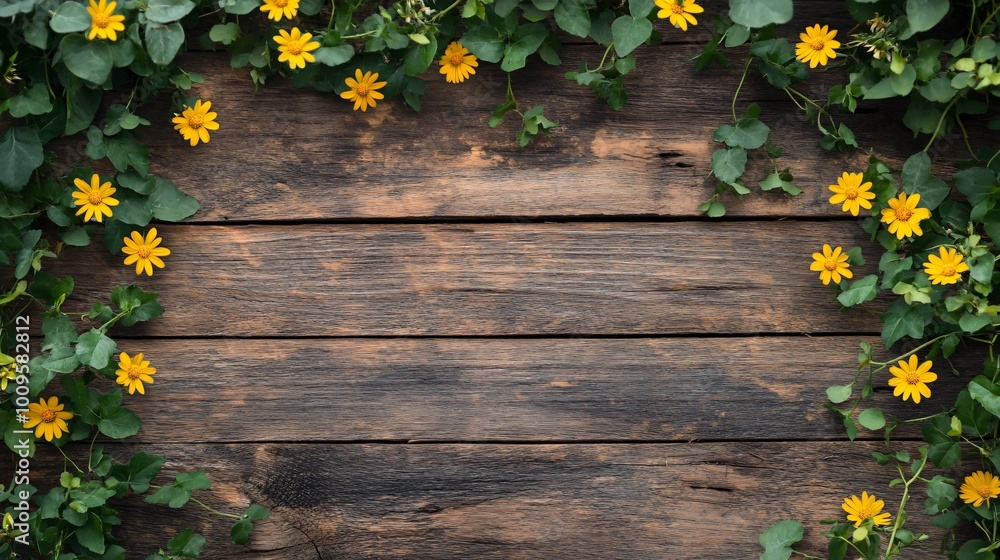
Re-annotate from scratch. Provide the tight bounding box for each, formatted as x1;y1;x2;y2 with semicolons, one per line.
841;473;1000;530
23;352;156;441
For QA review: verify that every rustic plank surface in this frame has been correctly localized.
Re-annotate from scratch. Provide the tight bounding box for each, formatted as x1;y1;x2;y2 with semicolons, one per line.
46;441;936;560
56;222;882;336
126;43;964;222
105;336;971;444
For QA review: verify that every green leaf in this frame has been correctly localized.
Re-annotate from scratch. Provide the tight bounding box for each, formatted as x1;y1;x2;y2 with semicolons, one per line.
969;376;1000;418
0;127;44;192
901;152;949;210
954;167;998;205
956;539;993;560
60;34;113;84
837;275;879;307
919;75;956;103
403;35;438;76
313;45;354;66
759;172;799;194
168;529;205;557
610;15;651;58
502;23;547;71
145;485;191;508
230;519;254;544
42;314;78;351
76;513;105;554
8;84;53;118
713;117;769;150
209;22;240;45
243;504;270;520
759;519;803;560
148;176;200;221
826;384;852;404
710;148;746;183
75;328;117;370
628;0;653;17
554;0;590;37
112;284;164;327
61;227;91;247
113;190;153;226
98;406;142;438
858;408;886;430
145;22;185;66
116;171;155;195
960;314;992;334
110;452;166;493
881;300;929;347
461;26;504;63
105;133;150;176
905;0;950;35
145;0;196;23
50;1;91;33
923;414;962;467
729;0;792;28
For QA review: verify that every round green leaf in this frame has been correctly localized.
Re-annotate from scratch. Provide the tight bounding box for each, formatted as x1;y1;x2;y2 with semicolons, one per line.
610;15;651;58
826;384;853;404
60;34;113;84
145;22;185;65
50;1;92;33
858;408;886;430
729;0;792;28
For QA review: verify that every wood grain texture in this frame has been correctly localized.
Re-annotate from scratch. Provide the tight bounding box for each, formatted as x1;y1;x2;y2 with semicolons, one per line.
43;441;937;560
105;336;972;443
55;221;883;336
126;42;970;222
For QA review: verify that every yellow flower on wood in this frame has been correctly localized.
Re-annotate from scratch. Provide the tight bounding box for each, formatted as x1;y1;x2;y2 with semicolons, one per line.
275;28;321;70
172;100;219;146
72;173;119;223
887;354;936;403
842;491;891;528
260;0;299;21
654;0;703;31
880;192;932;239
810;244;852;285
87;0;126;41
795;24;840;68
960;471;1000;507
23;396;73;442
923;246;969;285
828;172;875;216
122;228;171;276
439;42;478;84
341;69;387;112
116;352;156;395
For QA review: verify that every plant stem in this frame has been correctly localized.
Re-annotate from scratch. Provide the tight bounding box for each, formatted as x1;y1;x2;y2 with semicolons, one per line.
922;97;958;152
732;57;752;121
189;496;242;519
883;450;928;558
430;0;464;22
326;0;336;30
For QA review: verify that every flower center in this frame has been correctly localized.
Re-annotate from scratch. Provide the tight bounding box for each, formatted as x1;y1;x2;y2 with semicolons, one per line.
844;188;858;200
41;409;56;423
274;0;288;6
94;14;110;29
856;507;871;520
895;206;912;221
138;246;151;259
941;265;957;277
978;485;994;498
450;53;465;66
88;192;103;205
187;114;203;129
810;38;826;51
287;41;303;55
905;372;921;385
128;366;143;380
670;3;685;14
357;84;369;97
823;260;838;271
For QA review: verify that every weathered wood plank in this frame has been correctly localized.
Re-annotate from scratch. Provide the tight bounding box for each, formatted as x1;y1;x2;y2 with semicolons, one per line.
130;43;960;222
55;222;882;336
102;336;971;443
41;442;938;559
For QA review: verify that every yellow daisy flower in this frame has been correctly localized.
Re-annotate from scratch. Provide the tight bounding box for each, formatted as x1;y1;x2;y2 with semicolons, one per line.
880;192;932;239
923;246;969;285
116;351;156;395
122;228;171;277
340;69;387;112
887;354;936;403
810;244;852;285
0;360;15;391
23;396;73;442
654;0;703;31
795;24;840;68
260;0;299;21
960;471;1000;507
71;173;119;223
172;99;219;147
842;492;891;527
87;0;126;41
828;172;875;216
439;42;478;84
274;28;321;70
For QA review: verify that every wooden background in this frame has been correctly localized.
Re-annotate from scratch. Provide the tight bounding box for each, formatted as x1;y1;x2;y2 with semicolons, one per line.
37;1;984;557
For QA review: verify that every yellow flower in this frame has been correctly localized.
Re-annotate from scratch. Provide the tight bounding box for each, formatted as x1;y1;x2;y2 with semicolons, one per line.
439;42;478;84
795;24;840;68
260;0;299;21
960;471;1000;507
116;352;156;395
828;172;875;216
923;246;969;285
71;173;119;223
887;354;937;403
0;360;15;391
880;192;932;239
172;100;219;147
654;0;703;31
23;396;73;442
87;0;126;41
122;228;171;276
340;69;387;112
274;28;321;70
810;244;852;285
842;491;891;528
